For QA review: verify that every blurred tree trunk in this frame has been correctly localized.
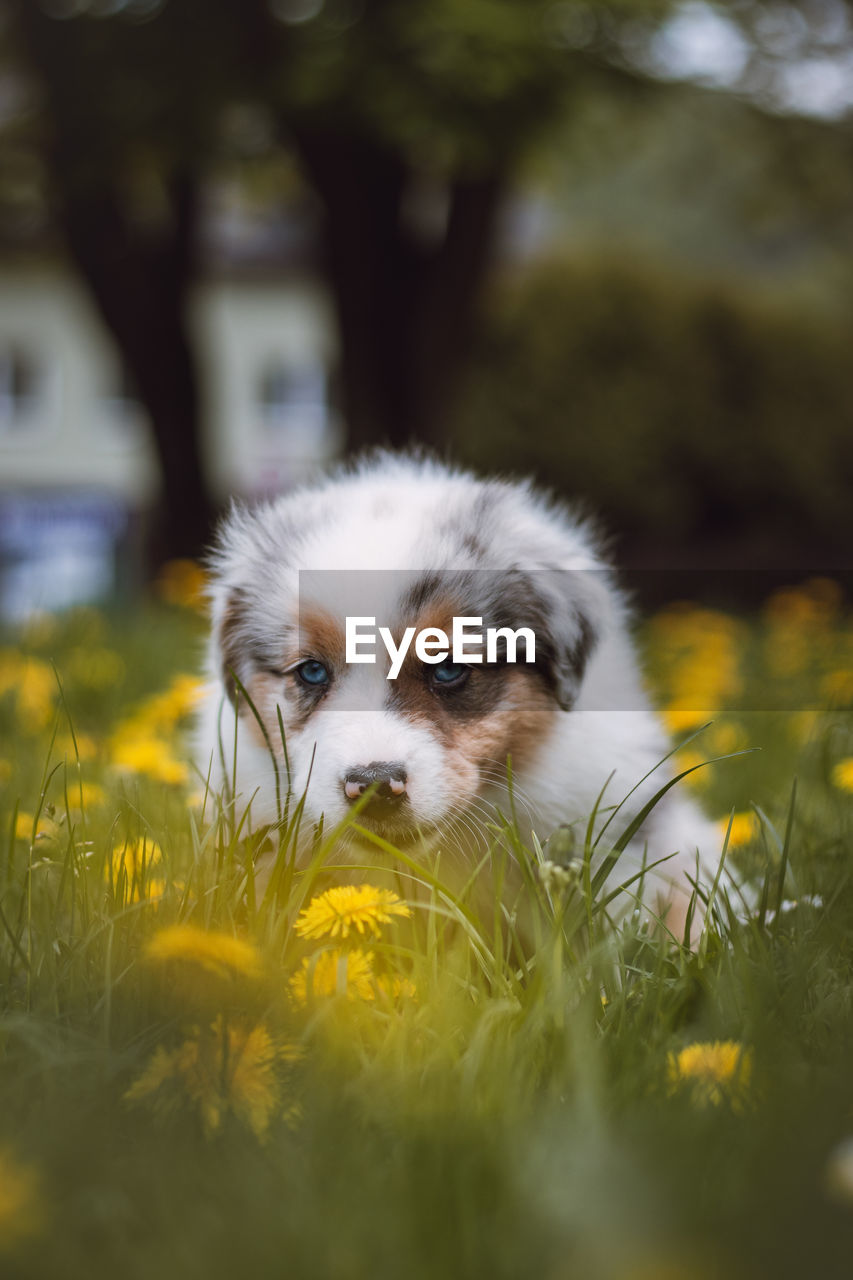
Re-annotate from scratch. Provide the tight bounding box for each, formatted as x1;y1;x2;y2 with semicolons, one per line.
57;171;213;563
14;7;215;565
13;0;527;528
291;126;507;451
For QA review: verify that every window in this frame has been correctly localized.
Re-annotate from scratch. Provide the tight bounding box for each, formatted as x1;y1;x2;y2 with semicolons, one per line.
0;345;41;430
256;358;328;438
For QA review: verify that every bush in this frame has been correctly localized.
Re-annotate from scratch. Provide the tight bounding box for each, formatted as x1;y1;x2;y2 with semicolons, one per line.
450;254;853;559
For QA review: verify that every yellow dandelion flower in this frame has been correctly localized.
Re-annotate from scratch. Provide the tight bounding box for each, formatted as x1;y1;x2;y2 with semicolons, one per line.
289;948;376;1004
125;1018;289;1140
831;758;853;793
107;837;165;903
667;1040;752;1109
764;627;811;678
74;782;107;811
13;812;34;841
663;703;708;734
13;811;61;845
787;710;822;744
0;1146;41;1248
111;730;189;786
374;972;418;1002
109;675;204;785
822;670;853;705
650;604;743;649
707;720;748;754
0;650;55;731
0;650;23;695
110;836;163;871
136;675;207;730
55;732;98;763
155;559;208;611
214;1022;281;1139
650;605;745;727
0;759;11;784
17;659;55;726
674;751;711;788
295;884;411;941
720;811;760;849
763;581;840;627
146;924;263;981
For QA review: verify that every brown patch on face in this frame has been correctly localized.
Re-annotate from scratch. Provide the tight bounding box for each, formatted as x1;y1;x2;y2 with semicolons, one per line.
296;606;346;672
448;667;557;777
407;598;460;645
384;596;474;729
219;591;248;705
386;598;557;774
233;605;345;750
387;662;498;738
389;657;556;796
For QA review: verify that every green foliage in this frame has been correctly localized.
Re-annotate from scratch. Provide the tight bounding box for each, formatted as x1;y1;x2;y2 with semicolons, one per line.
0;597;853;1277
4;0;638;186
452;253;853;553
272;0;572;170
535;81;853;281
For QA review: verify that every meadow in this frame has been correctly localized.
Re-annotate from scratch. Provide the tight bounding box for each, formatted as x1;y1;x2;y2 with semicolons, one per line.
1;566;853;1280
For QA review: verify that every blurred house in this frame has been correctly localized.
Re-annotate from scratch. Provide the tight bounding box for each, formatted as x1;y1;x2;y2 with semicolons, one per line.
0;227;340;620
0;175;557;622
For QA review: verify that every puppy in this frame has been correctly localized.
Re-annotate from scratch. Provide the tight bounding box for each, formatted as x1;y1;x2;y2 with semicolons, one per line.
197;452;726;940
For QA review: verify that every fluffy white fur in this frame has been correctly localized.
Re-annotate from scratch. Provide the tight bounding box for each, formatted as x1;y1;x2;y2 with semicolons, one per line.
197;452;726;939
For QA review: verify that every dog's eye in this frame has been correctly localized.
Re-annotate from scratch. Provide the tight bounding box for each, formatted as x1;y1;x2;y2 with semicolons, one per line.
295;659;330;688
431;660;470;687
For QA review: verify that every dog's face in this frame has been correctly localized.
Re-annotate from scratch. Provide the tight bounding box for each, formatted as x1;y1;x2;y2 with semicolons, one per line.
206;459;610;844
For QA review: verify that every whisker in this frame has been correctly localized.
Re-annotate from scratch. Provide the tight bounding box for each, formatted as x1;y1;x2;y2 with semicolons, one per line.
476;761;537;806
471;768;532;829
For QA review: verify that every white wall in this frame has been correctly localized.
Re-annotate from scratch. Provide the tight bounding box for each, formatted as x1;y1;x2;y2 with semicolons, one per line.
191;274;341;502
0;263;341;504
0;266;161;501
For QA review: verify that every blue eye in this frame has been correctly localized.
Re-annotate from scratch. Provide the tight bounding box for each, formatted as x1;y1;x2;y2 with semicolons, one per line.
296;659;330;687
432;660;469;686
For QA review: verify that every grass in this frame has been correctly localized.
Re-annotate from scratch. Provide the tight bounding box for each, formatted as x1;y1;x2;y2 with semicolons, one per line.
0;576;852;1278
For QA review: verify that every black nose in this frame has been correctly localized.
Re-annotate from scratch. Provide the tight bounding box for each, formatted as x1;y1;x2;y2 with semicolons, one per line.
343;762;408;812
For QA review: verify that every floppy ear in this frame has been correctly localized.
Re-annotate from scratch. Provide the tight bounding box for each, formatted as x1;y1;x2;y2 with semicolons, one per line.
215;587;249;707
474;566;611;712
533;568;612;712
206;501;277;708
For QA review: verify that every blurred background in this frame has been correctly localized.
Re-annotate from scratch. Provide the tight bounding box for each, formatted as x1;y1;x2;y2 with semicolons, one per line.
0;0;852;620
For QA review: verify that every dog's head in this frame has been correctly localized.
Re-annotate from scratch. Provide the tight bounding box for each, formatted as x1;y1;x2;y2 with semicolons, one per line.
204;457;615;843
